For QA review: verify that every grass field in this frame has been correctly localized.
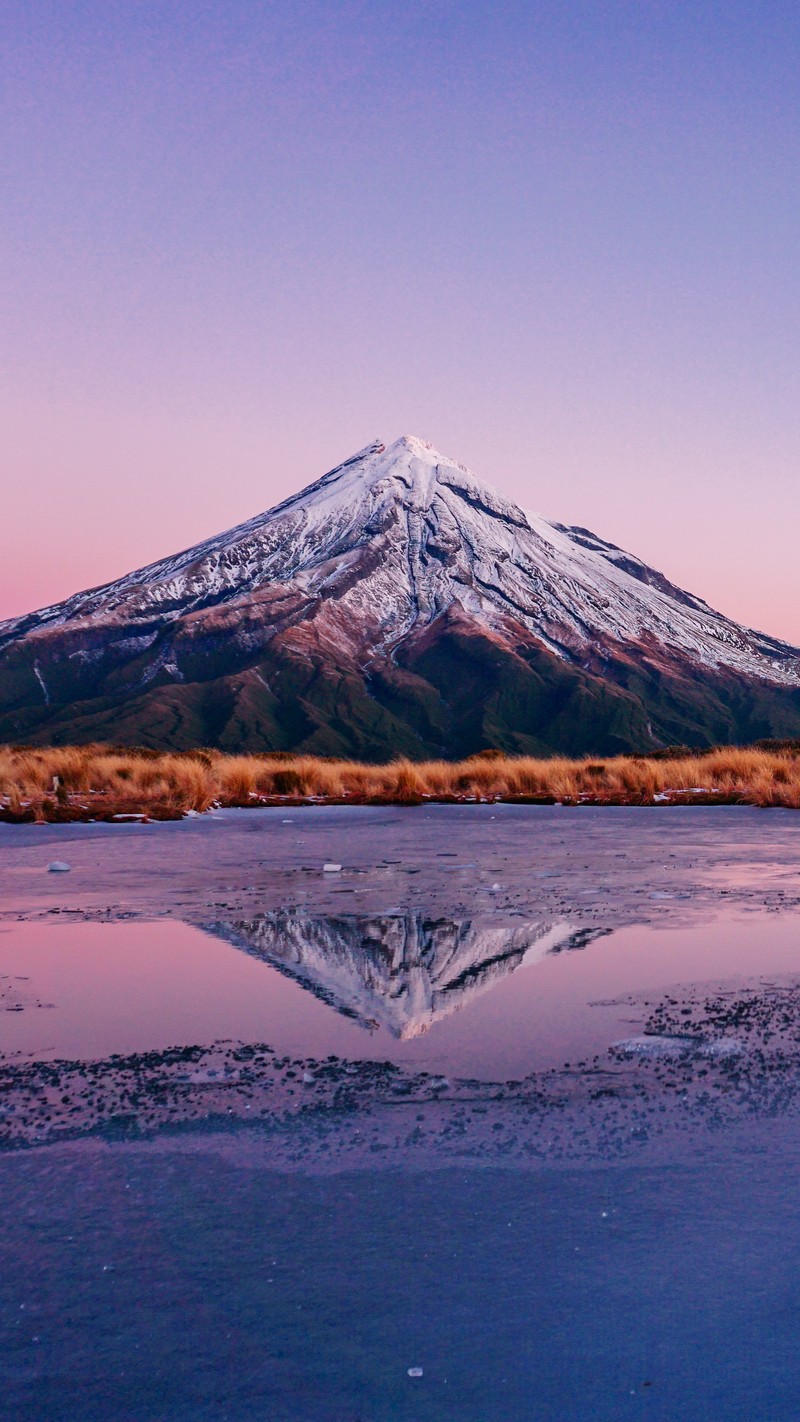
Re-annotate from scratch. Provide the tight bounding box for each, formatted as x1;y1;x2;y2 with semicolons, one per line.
3;742;800;820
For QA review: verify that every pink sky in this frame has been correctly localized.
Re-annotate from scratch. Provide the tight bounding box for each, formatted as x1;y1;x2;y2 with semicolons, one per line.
3;3;799;643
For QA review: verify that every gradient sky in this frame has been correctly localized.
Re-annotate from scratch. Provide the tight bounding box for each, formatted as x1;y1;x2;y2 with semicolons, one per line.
2;1;799;639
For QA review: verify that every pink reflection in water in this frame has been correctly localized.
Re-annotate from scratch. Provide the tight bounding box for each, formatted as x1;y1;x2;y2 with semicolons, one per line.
2;911;800;1079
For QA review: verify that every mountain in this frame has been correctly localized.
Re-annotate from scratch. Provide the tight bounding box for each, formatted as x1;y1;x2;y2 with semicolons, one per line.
205;912;590;1040
2;434;800;756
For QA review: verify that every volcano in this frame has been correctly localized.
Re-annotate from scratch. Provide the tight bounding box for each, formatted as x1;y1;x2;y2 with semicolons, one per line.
2;434;799;755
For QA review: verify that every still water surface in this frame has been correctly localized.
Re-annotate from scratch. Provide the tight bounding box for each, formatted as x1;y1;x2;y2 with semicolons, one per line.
3;907;800;1075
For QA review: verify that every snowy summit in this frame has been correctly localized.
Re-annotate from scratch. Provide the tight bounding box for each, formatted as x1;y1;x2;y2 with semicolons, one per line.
1;435;799;756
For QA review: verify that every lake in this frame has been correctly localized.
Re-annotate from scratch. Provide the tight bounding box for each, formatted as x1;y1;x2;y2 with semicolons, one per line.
4;806;800;1419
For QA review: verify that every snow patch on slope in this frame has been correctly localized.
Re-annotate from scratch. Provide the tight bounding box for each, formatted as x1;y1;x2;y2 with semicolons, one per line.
2;434;798;687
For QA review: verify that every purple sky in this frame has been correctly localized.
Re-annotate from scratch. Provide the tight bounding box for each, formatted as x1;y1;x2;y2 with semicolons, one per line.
2;2;799;640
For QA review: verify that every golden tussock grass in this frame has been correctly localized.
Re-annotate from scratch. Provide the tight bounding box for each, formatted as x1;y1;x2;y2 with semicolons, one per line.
3;742;800;818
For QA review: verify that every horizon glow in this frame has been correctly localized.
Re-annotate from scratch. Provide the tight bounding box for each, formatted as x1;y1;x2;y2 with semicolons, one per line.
2;2;799;642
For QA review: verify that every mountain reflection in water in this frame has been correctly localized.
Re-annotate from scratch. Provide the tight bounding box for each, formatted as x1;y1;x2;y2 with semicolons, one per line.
204;913;603;1039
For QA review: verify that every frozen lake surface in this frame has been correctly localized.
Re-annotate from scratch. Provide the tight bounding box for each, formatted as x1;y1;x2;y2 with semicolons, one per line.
4;806;800;1418
5;1127;800;1422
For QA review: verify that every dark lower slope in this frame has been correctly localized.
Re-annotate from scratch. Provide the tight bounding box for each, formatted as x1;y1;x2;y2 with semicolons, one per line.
3;603;800;757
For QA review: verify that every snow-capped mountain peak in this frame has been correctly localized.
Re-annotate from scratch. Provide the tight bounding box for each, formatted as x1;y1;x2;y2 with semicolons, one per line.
2;434;799;756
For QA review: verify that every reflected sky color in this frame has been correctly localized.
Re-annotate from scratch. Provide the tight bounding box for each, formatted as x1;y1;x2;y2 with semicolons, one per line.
5;908;800;1080
2;3;799;638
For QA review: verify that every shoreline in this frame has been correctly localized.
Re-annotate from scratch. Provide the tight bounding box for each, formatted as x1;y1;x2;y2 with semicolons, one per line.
5;741;800;820
0;786;756;824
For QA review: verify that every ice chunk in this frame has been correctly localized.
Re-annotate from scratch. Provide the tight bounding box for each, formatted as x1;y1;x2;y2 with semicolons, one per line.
699;1038;744;1059
613;1034;697;1058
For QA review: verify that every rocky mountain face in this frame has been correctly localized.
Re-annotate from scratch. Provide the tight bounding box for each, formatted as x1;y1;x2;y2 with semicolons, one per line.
2;434;800;755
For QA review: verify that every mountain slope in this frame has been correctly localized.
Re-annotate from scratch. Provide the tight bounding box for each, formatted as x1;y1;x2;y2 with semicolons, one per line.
2;435;799;755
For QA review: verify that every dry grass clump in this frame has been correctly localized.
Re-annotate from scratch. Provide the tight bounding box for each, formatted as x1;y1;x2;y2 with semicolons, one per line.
3;742;800;819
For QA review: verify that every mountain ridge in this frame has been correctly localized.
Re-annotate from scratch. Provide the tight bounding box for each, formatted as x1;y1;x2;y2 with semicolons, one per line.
2;434;800;756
